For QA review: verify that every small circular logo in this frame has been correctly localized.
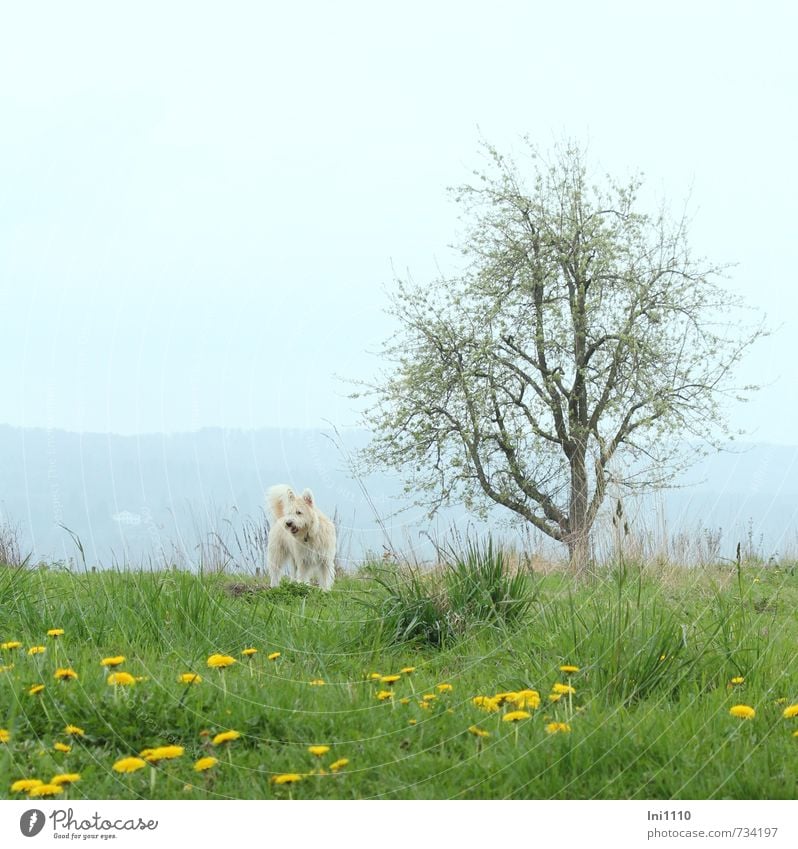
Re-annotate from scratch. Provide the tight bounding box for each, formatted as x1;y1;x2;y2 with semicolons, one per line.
20;810;46;837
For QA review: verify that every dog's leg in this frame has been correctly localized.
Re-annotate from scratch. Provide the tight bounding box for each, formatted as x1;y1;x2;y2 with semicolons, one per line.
318;559;334;592
267;534;289;588
295;557;312;585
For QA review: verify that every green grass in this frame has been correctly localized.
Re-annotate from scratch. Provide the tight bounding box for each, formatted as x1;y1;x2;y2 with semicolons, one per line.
357;538;536;646
1;556;797;799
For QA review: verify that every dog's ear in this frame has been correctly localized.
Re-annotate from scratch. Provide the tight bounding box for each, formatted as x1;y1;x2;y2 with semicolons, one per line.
301;489;314;507
286;488;296;501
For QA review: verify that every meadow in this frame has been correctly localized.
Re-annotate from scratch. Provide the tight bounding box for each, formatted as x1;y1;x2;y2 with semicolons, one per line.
1;546;797;800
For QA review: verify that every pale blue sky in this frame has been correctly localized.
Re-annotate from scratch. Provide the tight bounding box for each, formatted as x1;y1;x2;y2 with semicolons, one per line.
1;1;796;440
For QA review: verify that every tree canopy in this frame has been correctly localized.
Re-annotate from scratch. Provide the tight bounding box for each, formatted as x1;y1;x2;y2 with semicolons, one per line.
355;141;765;567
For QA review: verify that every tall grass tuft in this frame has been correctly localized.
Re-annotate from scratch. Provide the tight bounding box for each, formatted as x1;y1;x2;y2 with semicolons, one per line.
0;518;24;567
0;563;34;631
442;537;534;628
360;537;535;647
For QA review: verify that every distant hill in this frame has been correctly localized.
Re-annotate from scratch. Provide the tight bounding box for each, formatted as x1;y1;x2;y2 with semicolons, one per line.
0;425;446;569
1;424;797;568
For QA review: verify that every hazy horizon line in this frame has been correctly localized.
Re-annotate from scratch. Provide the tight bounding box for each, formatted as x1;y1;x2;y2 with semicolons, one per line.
0;421;368;439
0;421;794;450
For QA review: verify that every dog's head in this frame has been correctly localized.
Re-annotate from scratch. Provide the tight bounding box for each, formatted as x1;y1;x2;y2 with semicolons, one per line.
283;489;317;538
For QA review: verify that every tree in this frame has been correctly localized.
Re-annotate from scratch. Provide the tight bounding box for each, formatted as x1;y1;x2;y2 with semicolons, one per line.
355;141;765;570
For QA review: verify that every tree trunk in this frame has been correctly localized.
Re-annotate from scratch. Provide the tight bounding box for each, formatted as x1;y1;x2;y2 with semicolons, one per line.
567;445;590;572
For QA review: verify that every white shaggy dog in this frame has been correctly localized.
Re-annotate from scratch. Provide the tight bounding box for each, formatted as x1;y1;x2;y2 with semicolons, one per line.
266;485;337;591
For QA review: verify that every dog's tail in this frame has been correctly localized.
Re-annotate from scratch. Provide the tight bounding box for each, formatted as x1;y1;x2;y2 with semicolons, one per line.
267;484;294;520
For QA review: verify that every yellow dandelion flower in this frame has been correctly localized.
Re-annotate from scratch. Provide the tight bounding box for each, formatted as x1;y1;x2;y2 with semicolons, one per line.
422;693;437;701
399;697;411;705
548;693;562;702
545;722;572;734
271;773;302;785
11;778;43;793
0;728;9;744
493;692;517;705
781;704;798;719
54;668;78;681
436;683;453;693
47;629;65;637
330;758;349;771
375;690;394;701
112;757;147;773
368;672;382;679
212;730;241;746
468;725;490;738
418;701;430;709
100;656;125;668
107;672;136;687
472;696;500;712
308;745;330;757
408;718;418;725
559;665;580;674
309;679;325;686
161;746;186;759
140;745;184;762
380;674;401;685
510;690;541;709
28;684;45;696
400;666;416;674
730;676;745;685
64;725;85;737
793;731;798;738
28;646;46;656
552;683;576;695
206;654;236;669
179;673;202;684
0;663;14;673
729;704;755;720
30;783;63;797
1;641;22;650
53;743;71;754
194;757;218;772
502;710;531;723
241;648;258;657
51;773;80;786
267;652;281;661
